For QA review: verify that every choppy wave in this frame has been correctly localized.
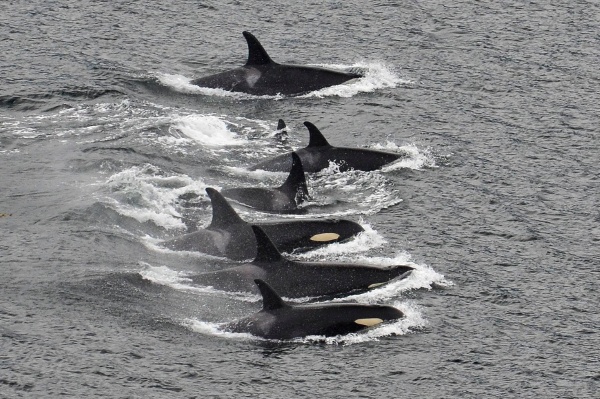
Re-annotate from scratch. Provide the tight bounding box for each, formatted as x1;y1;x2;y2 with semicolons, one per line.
305;164;404;217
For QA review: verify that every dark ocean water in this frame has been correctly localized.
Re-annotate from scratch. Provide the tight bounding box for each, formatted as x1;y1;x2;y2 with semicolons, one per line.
2;1;599;398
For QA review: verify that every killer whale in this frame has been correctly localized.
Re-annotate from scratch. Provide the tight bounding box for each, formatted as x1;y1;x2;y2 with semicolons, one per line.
161;188;363;260
191;31;362;96
221;152;309;214
224;279;404;340
250;121;403;173
190;225;413;298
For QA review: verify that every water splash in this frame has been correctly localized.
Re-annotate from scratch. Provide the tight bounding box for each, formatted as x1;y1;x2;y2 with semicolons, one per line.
170;114;246;146
300;62;412;98
105;164;208;230
378;143;437;171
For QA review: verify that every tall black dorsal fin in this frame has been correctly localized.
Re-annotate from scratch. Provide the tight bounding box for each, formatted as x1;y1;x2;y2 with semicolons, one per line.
277;119;286;130
304;122;331;148
206;188;246;229
254;279;287;311
278;152;309;204
251;225;283;263
243;31;275;66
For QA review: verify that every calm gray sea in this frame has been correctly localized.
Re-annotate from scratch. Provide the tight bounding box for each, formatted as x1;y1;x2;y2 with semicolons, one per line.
1;1;599;398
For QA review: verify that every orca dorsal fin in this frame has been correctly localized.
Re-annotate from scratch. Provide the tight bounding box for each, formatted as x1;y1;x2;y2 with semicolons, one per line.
243;31;275;66
254;279;287;311
278;152;309;204
206;188;246;229
304;122;331;148
251;225;283;263
277;119;286;130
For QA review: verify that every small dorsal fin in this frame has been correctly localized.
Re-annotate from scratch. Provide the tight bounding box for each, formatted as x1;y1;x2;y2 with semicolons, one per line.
304;122;331;148
254;279;287;311
274;119;287;140
243;31;275;66
206;188;246;229
251;225;283;263
278;152;309;204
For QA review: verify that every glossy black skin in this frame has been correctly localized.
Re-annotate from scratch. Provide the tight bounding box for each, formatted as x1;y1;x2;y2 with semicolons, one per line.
250;122;402;173
191;31;362;96
221;152;309;214
224;279;404;340
190;226;413;298
161;188;364;260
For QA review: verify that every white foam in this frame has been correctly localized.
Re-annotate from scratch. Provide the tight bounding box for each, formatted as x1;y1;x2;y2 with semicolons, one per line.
170;114;246;146
105;164;207;230
300;62;412;98
377;143;437;171
183;319;259;341
220;165;288;180
139;263;192;287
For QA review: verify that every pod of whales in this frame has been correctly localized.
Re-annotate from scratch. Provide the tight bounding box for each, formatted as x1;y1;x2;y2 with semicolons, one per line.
224;279;404;340
161;188;364;260
155;31;415;341
191;31;362;96
221;152;309;213
250;121;402;173
190;225;413;298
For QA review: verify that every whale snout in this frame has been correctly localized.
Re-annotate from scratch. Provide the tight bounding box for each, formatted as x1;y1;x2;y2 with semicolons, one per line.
346;67;365;79
389;264;414;277
357;305;404;323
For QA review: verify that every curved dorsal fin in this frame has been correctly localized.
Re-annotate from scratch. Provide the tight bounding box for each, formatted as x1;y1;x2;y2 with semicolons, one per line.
304;122;331;148
251;225;283;263
278;152;309;204
243;31;275;66
206;188;246;228
254;279;287;311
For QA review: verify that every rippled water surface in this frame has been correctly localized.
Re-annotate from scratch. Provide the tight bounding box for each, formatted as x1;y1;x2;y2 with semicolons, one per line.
2;1;599;398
